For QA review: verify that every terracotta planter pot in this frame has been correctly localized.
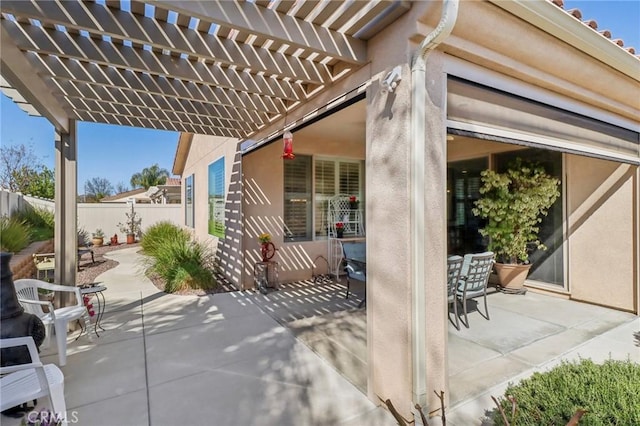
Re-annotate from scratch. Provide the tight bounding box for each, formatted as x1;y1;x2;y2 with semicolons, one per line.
126;234;136;244
494;263;532;289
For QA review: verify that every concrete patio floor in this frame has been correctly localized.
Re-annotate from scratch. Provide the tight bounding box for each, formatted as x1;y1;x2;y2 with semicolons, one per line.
247;276;639;425
2;247;394;426
3;247;638;426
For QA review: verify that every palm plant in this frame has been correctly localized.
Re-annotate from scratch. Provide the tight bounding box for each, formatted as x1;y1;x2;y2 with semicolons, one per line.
130;164;170;189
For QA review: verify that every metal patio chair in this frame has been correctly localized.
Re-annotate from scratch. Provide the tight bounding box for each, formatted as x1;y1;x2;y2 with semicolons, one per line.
447;255;464;330
456;252;495;328
342;242;366;308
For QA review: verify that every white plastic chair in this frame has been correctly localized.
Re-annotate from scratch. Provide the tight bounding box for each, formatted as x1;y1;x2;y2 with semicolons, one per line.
14;279;92;366
0;336;68;425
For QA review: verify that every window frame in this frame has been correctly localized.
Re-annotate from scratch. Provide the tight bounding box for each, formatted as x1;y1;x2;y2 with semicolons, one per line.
208;157;225;238
185;174;194;228
283;155;364;243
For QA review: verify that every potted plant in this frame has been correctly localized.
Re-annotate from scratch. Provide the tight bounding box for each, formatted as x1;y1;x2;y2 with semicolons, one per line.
258;232;275;261
335;222;345;238
91;229;104;247
349;196;359;210
472;158;560;290
118;204;142;244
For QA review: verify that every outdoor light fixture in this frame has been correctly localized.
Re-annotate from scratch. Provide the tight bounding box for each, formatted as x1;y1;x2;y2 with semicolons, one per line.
282;130;295;159
380;66;402;94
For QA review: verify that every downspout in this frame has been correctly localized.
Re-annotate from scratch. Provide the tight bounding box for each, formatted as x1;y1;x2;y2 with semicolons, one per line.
410;0;459;408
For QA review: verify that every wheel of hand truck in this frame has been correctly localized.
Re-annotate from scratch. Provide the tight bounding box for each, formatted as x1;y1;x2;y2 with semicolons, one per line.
258;277;269;294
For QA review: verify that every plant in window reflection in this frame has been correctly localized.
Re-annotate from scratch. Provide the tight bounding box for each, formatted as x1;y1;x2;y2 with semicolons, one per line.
472;158;560;264
258;233;272;243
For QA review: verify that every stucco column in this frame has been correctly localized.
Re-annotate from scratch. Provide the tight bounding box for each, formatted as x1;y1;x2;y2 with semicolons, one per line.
421;51;449;414
54;120;78;290
366;54;449;420
366;64;414;417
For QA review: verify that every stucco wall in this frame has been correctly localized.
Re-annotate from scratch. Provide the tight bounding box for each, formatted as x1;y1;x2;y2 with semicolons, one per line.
567;156;637;312
242;110;366;288
180;134;243;287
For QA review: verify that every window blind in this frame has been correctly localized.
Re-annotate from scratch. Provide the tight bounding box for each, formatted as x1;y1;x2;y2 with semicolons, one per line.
284;155;312;241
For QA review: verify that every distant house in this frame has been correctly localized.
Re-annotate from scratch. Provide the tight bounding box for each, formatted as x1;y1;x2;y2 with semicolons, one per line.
100;178;181;204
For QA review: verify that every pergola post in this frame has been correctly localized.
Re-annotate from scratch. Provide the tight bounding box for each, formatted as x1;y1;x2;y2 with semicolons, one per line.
54;120;78;292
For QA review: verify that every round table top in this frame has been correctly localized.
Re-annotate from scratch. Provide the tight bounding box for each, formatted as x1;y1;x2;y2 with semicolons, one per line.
79;284;107;293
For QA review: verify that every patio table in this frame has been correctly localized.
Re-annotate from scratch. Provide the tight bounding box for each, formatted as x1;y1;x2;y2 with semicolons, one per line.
80;285;107;337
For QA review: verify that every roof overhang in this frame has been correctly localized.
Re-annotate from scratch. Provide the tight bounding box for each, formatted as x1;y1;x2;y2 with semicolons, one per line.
489;0;640;82
172;132;193;176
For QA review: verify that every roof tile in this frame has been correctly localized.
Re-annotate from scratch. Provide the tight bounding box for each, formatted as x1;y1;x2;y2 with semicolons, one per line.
548;0;638;60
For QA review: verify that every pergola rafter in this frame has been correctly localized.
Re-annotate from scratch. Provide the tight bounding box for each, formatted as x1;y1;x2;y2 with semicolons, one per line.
0;0;410;138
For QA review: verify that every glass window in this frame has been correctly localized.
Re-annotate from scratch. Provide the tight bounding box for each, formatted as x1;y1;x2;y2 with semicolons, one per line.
284;156;364;241
284;155;312;241
314;159;363;238
208;158;225;238
185;174;194;228
447;158;489;255
495;149;564;286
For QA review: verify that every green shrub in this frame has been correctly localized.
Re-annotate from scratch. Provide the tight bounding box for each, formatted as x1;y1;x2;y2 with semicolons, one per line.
492;358;640;425
146;235;217;293
14;206;54;241
0;216;31;253
140;221;189;257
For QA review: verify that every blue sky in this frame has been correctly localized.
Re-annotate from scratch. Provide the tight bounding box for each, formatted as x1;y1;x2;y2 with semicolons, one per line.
0;0;638;194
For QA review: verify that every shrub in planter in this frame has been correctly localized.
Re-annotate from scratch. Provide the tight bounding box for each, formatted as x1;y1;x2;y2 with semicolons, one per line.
492;358;640;425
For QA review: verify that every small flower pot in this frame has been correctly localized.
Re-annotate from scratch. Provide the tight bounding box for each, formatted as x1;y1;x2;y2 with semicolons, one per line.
92;237;104;247
336;229;344;238
126;233;136;244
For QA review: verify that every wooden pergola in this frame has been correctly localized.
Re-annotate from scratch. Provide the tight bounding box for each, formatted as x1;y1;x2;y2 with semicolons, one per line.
0;0;410;284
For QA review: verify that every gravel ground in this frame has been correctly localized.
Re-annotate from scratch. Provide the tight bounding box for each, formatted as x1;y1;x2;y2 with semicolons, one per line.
77;243;237;296
76;243;140;286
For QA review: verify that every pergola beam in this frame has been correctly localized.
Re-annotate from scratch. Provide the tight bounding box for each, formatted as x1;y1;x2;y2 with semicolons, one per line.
73;108;240;137
1;0;334;85
152;0;368;64
56;79;267;127
0;0;403;138
51;78;269;125
65;96;257;134
6;21;307;104
0;25;69;132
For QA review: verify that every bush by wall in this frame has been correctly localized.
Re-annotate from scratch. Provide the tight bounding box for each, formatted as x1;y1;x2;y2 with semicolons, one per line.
492;358;640;425
13;206;55;241
0;216;31;253
141;222;217;293
140;221;189;258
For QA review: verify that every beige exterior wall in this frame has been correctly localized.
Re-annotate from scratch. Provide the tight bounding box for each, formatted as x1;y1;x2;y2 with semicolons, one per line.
180;134;239;245
567;156;638;312
242;113;366;288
